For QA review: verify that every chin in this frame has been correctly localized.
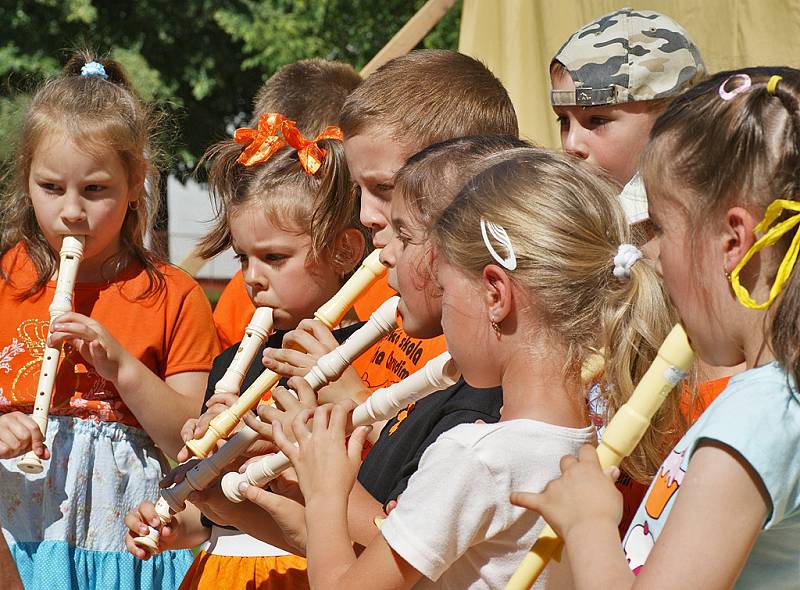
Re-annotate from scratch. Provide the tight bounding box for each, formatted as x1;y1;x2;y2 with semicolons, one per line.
401;317;443;340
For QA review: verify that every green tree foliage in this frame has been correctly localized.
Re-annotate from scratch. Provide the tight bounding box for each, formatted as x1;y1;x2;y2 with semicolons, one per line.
0;0;460;174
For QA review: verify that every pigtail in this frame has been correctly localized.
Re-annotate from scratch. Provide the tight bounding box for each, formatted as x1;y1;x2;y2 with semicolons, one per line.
766;74;800;390
195;139;255;259
599;254;685;482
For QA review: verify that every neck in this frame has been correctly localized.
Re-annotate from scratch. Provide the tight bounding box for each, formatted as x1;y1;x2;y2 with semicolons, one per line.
74;251;130;283
498;340;589;428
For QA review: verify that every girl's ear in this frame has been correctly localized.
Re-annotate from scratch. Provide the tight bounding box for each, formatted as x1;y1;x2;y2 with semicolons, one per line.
334;228;366;276
482;264;513;323
127;162;147;204
722;206;760;273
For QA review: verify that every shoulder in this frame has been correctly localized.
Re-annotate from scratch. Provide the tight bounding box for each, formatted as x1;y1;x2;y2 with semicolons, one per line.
156;263;206;295
688;363;800;525
0;242;37;289
696;363;800;436
438;419;595;461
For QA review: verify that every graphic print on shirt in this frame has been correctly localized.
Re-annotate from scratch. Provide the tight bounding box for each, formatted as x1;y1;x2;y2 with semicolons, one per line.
624;520;655;574
645;448;686;519
388;402;416;435
623;448;687;572
0;319;124;422
359;328;431;389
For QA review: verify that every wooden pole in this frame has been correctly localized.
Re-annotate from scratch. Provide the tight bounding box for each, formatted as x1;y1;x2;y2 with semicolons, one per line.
361;0;457;77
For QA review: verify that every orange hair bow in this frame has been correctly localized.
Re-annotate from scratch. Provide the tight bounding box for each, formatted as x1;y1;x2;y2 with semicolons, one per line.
233;113;287;167
281;121;344;175
232;113;343;174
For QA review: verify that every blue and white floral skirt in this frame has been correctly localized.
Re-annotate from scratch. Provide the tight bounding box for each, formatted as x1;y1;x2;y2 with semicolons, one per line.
0;415;192;589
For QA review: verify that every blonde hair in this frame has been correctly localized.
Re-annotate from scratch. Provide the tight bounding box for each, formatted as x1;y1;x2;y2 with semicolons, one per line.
0;49;164;297
433;148;681;482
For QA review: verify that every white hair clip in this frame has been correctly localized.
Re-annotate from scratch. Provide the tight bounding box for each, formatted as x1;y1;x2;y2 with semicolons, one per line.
613;243;642;280
480;218;517;271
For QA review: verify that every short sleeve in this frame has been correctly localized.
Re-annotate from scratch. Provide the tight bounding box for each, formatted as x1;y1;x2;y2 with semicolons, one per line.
691;371;800;527
385;408;500;503
164;281;220;377
380;435;505;581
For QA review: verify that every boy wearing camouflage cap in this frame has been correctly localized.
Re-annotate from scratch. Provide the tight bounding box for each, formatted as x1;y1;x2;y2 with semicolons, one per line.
550;8;705;225
550;7;707;534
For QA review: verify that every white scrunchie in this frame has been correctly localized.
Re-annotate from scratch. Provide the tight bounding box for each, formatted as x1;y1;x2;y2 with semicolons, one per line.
612;243;642;280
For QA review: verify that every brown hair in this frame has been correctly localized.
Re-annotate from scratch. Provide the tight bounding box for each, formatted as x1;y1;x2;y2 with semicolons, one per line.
339;49;518;150
197;134;366;275
0;49;164;297
642;66;800;388
433;148;680;482
252;58;361;136
396;135;532;229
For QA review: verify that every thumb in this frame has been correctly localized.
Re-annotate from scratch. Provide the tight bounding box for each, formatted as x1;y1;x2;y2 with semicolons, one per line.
604;465;621;483
243;482;287;513
347;425;372;465
510;491;545;513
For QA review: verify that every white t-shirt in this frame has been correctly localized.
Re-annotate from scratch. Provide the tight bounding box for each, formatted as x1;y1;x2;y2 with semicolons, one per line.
380;419;596;589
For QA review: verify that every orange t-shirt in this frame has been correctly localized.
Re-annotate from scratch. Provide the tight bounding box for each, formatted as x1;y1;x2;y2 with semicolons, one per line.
213;271;255;350
680;376;731;423
356;317;448;390
0;243;220;429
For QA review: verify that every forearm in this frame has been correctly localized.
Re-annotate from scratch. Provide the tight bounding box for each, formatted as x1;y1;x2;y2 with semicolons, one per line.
223;501;306;555
565;519;635;590
348;482;385;547
306;496;358;590
115;357;202;457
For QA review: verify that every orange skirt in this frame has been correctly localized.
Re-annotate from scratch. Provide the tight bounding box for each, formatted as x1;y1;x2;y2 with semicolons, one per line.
179;552;309;590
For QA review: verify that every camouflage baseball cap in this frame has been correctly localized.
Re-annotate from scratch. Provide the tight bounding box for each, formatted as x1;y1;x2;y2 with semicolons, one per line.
551;8;705;106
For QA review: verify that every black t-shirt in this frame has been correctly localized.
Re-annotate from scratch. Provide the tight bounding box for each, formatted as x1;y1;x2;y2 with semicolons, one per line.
200;321;365;530
202;322;365;408
357;380;503;507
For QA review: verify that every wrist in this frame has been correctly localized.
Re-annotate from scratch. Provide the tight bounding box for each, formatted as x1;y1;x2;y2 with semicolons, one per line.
563;516;620;547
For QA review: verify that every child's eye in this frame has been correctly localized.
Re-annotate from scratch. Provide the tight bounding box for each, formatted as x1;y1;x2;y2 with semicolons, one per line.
556;115;569;128
589;116;611;127
263;253;287;263
233;252;248;265
39;182;62;194
375;182;394;194
84;184;106;193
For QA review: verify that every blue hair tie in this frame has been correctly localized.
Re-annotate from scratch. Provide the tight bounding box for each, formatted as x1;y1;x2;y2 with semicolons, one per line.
80;61;109;80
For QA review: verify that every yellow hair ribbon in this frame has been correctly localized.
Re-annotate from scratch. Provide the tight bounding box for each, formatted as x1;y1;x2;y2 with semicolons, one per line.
767;75;783;96
730;199;800;309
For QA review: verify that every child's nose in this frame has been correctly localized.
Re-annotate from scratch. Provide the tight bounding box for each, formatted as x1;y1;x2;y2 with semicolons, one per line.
60;192;86;224
379;239;397;268
563;126;589;161
243;262;267;289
